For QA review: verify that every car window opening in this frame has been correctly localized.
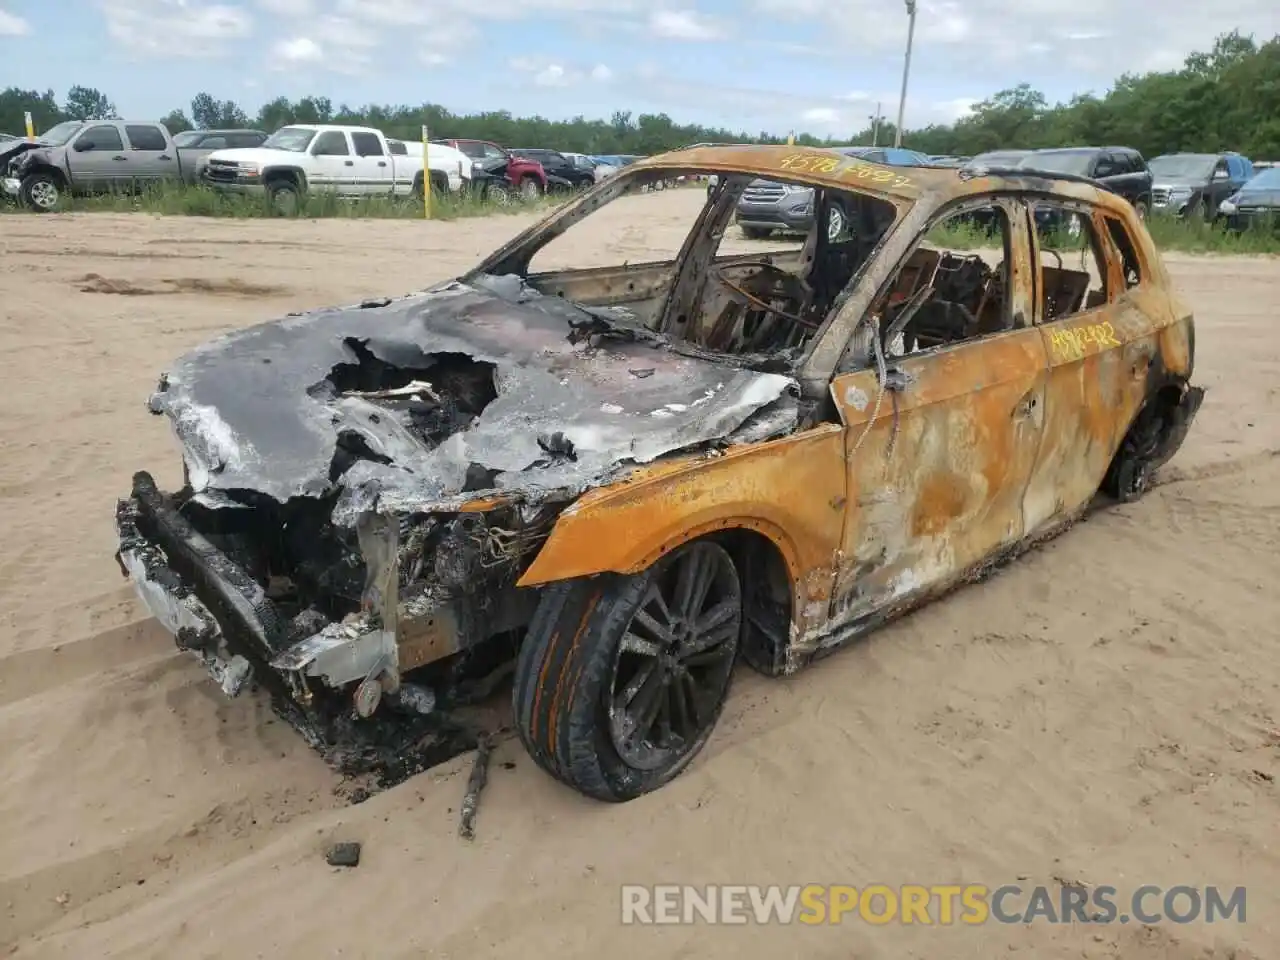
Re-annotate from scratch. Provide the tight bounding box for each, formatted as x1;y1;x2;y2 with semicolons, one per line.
1031;202;1109;320
495;167;901;365
840;202;1016;372
1103;215;1144;290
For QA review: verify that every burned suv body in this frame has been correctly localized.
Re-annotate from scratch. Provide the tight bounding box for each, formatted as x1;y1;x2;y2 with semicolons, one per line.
118;146;1202;802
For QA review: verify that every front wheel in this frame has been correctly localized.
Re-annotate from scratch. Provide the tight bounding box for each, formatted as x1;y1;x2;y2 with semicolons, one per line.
266;181;301;216
19;173;61;212
519;177;542;200
1133;198;1150;221
513;539;742;801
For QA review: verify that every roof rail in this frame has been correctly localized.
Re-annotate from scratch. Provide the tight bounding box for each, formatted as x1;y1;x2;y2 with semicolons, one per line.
957;163;1103;188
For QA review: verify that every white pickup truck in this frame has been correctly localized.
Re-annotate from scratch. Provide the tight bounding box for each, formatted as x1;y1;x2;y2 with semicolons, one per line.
202;124;471;212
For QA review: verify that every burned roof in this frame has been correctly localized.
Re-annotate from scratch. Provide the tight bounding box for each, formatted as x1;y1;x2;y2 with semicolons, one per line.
634;143;1134;213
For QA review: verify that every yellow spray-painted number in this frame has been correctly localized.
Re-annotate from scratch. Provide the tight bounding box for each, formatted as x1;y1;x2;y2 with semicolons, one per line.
778;153;841;173
777;153;913;189
1050;321;1120;360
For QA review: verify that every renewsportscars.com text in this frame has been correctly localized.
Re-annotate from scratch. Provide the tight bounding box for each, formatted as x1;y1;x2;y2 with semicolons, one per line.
620;884;1247;926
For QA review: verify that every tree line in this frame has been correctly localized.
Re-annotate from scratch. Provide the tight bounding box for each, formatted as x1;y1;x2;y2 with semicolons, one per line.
3;32;1276;161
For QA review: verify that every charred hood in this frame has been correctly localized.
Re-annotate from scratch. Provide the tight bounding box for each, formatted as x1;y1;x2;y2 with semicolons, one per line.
150;275;800;524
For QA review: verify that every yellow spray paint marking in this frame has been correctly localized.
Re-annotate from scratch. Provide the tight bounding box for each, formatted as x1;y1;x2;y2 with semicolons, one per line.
779;153;841;174
776;153;913;190
1049;321;1120;362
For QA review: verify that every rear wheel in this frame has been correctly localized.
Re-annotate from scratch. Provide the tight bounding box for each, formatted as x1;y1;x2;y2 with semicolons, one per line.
513;539;742;801
519;177;542;200
1103;406;1164;502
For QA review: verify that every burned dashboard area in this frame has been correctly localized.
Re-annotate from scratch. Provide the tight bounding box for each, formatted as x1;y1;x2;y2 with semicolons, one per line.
116;276;801;744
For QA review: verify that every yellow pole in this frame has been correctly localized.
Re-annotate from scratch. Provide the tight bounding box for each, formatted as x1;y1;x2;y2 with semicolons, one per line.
786;130;795;146
421;124;431;220
24;111;35;141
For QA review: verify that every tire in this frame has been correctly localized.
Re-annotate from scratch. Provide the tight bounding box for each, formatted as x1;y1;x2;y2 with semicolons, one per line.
266;180;301;216
487;183;513;206
1103;406;1164;503
1133;198;1150;221
519;177;542;200
513;539;743;801
740;225;771;240
19;172;61;212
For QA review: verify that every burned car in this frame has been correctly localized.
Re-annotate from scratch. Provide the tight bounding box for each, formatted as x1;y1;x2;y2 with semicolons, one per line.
117;145;1203;802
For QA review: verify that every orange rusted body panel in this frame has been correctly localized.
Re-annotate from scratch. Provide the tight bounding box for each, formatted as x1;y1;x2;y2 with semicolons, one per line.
503;144;1198;672
519;426;847;631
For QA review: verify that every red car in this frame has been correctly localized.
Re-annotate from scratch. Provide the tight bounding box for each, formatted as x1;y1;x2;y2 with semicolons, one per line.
439;139;547;199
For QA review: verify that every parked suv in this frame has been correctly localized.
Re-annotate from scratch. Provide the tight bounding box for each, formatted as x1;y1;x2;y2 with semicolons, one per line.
438;139;547;199
1018;147;1153;217
733;145;930;239
1149;152;1253;219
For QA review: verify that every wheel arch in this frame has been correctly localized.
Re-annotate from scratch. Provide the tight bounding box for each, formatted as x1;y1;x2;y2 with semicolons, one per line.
262;166;306;190
21;163;67;187
519;508;806;592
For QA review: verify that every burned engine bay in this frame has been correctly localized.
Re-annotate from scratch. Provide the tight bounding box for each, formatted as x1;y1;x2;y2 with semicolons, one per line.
118;271;806;788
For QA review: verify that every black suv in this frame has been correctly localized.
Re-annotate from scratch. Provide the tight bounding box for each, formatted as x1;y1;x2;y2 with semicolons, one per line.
1019;147;1154;217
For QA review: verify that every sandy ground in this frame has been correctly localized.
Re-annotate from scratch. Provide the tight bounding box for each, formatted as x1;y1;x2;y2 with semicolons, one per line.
1;192;1277;959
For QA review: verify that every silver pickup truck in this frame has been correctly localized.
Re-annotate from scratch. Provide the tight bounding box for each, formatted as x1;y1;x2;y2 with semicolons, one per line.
2;120;209;211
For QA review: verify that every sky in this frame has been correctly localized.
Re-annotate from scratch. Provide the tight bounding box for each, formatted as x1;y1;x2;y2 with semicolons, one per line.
1;0;1278;137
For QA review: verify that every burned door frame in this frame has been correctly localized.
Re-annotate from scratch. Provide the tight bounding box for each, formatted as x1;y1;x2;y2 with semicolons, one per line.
814;192;1048;651
1020;196;1161;536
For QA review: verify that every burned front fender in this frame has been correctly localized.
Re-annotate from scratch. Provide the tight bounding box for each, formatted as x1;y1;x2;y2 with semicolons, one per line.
517;424;847;622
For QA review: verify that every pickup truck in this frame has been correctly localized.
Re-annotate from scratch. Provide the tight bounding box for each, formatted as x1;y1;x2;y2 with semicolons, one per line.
2;119;195;211
436;138;547;199
202;125;467;213
171;128;268;184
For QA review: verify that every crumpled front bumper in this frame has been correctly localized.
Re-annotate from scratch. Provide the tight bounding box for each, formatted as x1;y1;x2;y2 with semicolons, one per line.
115;471;399;705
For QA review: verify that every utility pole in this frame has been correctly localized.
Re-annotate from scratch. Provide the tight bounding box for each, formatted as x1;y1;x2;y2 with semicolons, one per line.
869;102;882;146
894;0;917;148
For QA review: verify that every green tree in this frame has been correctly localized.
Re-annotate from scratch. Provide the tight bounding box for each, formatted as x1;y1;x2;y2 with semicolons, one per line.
160;109;192;134
63;85;116;121
191;92;249;129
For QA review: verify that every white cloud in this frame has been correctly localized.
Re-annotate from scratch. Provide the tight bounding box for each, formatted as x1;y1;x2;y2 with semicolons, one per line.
255;0;312;14
99;0;251;56
748;0;1280;82
0;7;30;35
509;56;618;88
536;64;570;87
801;107;840;126
418;21;479;66
272;36;321;63
648;8;723;41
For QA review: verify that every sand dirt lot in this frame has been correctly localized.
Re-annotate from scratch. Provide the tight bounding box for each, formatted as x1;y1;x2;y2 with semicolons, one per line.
1;193;1278;959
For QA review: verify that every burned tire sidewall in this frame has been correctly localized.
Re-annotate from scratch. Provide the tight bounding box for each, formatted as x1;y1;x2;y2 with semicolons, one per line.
513;542;742;802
